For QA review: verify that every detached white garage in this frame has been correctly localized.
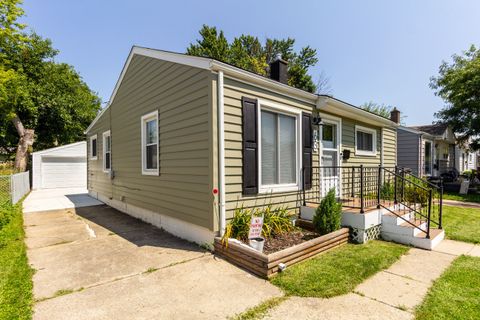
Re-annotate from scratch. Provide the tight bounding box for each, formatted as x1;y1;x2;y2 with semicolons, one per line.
32;141;87;189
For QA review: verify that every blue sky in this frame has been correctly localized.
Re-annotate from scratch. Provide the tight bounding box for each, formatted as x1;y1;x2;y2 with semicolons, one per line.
22;0;480;125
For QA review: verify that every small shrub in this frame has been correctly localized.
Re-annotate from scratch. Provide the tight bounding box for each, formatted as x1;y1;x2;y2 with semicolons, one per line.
223;207;255;242
380;181;394;201
222;205;295;244
262;205;295;238
313;188;341;235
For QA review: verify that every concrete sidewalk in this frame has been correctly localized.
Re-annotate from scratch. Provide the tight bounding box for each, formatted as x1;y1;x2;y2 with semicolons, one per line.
264;239;480;320
23;188;103;213
26;204;282;319
443;199;480;208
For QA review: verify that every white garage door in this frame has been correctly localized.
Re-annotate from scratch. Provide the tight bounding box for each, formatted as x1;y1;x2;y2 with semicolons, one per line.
41;156;87;189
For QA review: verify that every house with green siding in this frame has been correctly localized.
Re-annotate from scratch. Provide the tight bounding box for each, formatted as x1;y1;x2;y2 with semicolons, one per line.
86;46;436;247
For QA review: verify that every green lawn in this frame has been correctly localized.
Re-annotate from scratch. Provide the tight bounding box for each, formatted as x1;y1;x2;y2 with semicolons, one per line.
0;195;33;319
442;206;480;244
443;192;480;203
270;240;409;298
416;255;480;320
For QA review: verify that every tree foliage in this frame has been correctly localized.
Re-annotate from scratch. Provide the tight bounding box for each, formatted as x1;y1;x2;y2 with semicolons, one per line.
360;101;406;124
431;45;480;150
0;0;100;163
187;25;320;93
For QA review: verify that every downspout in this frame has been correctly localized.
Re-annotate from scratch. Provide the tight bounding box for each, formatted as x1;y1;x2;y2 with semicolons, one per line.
217;71;226;236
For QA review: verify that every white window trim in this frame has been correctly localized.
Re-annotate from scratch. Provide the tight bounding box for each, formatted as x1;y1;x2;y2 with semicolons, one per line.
355;125;377;157
257;99;302;194
102;130;111;173
89;134;98;160
141;110;159;176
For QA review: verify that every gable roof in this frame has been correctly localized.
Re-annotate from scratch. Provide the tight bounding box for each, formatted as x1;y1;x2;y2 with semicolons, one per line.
85;46;397;133
410;123;449;136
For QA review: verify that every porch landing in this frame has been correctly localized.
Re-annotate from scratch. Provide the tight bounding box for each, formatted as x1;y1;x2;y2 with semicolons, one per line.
300;203;444;250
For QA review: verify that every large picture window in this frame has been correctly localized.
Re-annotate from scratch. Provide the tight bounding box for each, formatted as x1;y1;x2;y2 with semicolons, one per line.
355;126;377;156
102;131;111;172
141;111;159;175
260;109;297;187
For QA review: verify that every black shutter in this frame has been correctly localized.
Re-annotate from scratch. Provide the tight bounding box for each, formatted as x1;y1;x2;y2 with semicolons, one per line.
302;112;313;190
242;97;258;195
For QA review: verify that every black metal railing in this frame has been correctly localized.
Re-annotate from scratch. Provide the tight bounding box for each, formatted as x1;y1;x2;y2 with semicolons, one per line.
302;165;443;238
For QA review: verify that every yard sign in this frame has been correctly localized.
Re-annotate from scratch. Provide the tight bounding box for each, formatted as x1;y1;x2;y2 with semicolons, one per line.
248;216;264;239
459;181;470;195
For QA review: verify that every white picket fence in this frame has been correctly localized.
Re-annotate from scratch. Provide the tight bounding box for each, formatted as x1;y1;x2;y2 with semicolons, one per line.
0;171;30;204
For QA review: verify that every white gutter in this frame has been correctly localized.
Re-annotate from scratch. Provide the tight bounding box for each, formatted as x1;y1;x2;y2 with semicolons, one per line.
217;70;226;236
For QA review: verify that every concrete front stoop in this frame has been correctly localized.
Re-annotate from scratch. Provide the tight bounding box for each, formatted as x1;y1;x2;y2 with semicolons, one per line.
381;210;445;250
300;203;445;250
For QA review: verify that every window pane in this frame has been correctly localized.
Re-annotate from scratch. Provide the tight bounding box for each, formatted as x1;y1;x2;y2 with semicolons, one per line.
106;136;111;152
146;144;157;169
279;114;296;184
322;124;336;149
105;152;111;169
146;119;157;144
92;139;97;157
357;131;373;152
261;111;277;185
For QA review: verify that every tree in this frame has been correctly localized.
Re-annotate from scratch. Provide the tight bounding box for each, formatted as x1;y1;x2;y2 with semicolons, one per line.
431;45;480;150
360;101;394;118
0;0;100;171
187;25;320;93
360;101;406;124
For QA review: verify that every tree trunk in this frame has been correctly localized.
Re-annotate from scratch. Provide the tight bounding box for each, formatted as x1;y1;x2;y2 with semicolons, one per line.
12;115;34;172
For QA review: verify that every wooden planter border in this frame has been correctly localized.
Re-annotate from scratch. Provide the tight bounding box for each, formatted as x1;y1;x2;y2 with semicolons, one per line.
214;227;349;278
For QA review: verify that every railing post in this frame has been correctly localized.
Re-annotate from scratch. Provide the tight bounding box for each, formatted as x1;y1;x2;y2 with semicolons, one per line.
426;189;432;239
439;178;443;229
302;167;306;206
401;168;405;203
377;165;381;209
360;165;364;213
394;165;398;204
351;167;355;197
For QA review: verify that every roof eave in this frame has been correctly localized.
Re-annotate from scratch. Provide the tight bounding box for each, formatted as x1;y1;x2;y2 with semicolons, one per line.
318;96;398;128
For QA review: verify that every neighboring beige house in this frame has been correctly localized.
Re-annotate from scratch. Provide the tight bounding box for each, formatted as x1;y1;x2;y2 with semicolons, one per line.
85;46;399;245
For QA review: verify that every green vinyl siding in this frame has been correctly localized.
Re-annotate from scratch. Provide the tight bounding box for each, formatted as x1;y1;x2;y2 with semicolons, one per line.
87;110;112;197
383;127;397;167
223;77;317;218
87;55;214;230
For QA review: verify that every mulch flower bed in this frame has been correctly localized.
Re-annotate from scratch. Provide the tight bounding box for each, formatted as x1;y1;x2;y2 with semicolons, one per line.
214;227;350;278
263;229;319;254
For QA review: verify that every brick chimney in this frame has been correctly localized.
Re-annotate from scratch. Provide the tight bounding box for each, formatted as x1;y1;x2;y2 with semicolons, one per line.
269;54;288;84
390;107;401;124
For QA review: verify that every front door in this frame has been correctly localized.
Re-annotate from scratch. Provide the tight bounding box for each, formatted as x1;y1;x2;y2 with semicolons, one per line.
320;120;341;197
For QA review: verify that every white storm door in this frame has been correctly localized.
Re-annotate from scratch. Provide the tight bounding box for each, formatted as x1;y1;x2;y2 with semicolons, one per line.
320;121;341;197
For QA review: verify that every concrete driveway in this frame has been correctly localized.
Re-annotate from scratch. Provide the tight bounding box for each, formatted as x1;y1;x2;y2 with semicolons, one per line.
23;188;103;213
24;202;281;319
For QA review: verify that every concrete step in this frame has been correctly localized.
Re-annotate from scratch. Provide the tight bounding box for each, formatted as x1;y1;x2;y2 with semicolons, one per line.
381;228;444;250
381;218;427;237
381;210;413;226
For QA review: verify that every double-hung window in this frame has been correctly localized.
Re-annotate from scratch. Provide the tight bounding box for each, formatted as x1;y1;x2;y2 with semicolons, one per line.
103;131;111;172
90;134;97;160
141;111;159;175
355;125;377;156
260;106;299;191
